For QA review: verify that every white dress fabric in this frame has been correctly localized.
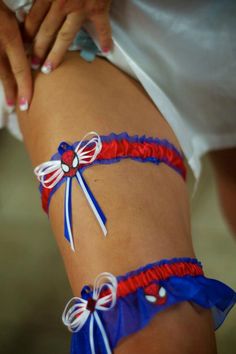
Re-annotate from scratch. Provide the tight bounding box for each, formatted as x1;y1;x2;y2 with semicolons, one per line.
1;0;236;178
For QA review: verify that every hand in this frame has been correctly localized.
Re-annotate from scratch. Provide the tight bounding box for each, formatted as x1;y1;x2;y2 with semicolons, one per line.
0;1;32;111
25;0;113;74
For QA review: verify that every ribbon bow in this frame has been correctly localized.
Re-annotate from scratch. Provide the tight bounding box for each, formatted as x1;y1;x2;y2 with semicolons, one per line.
62;272;117;354
34;132;107;251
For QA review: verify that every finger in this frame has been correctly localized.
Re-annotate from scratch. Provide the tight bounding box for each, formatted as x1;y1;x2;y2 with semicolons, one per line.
89;12;113;53
5;24;32;111
0;55;16;111
33;1;66;65
42;12;85;72
24;0;51;41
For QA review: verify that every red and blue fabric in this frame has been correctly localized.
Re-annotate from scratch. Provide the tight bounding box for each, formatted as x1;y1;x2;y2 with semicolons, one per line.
34;132;186;251
62;257;236;354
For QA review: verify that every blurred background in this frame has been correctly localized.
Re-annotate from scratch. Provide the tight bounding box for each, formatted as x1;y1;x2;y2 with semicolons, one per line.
0;128;235;354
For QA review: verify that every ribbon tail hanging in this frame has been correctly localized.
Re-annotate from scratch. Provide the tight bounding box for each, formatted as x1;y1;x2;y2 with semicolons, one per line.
89;315;96;354
89;312;112;354
76;171;107;236
64;177;75;251
94;311;112;354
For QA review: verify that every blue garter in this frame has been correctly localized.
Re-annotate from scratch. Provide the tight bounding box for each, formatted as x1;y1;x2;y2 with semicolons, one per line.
62;257;236;354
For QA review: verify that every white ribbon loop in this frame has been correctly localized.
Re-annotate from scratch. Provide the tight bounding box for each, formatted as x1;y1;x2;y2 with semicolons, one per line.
62;297;90;332
75;131;102;164
34;160;63;188
93;272;117;309
62;272;118;354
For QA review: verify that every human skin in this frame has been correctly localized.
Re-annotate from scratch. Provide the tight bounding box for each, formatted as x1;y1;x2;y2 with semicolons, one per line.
17;52;217;354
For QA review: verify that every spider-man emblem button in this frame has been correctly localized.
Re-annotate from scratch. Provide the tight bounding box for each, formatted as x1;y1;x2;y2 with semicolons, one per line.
144;283;167;305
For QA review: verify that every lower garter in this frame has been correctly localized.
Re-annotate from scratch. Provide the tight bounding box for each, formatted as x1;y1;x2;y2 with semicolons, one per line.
62;258;236;354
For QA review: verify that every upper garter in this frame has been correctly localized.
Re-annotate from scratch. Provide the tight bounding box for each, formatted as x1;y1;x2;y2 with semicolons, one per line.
34;132;186;251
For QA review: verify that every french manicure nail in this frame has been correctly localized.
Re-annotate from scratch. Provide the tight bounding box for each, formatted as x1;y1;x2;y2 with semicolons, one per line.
31;56;41;70
102;47;110;54
6;98;15;106
41;61;53;74
19;97;28;111
6;99;15;113
15;8;26;23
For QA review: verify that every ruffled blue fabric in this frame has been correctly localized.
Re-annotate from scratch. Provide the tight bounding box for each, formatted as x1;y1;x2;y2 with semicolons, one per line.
52;132;184;162
70;267;236;354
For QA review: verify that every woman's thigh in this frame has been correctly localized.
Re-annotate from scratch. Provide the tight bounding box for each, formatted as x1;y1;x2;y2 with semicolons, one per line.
17;52;216;353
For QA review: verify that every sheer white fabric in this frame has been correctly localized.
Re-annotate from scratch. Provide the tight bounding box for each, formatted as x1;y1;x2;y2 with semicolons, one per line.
101;0;236;178
1;0;236;178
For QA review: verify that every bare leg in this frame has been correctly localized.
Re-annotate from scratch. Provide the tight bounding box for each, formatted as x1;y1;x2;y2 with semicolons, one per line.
17;53;216;353
210;149;236;238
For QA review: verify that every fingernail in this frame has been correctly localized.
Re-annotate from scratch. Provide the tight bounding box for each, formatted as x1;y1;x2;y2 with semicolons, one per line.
15;9;26;23
6;99;15;113
19;97;29;111
102;47;110;54
6;98;15;106
41;60;53;74
31;56;41;70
